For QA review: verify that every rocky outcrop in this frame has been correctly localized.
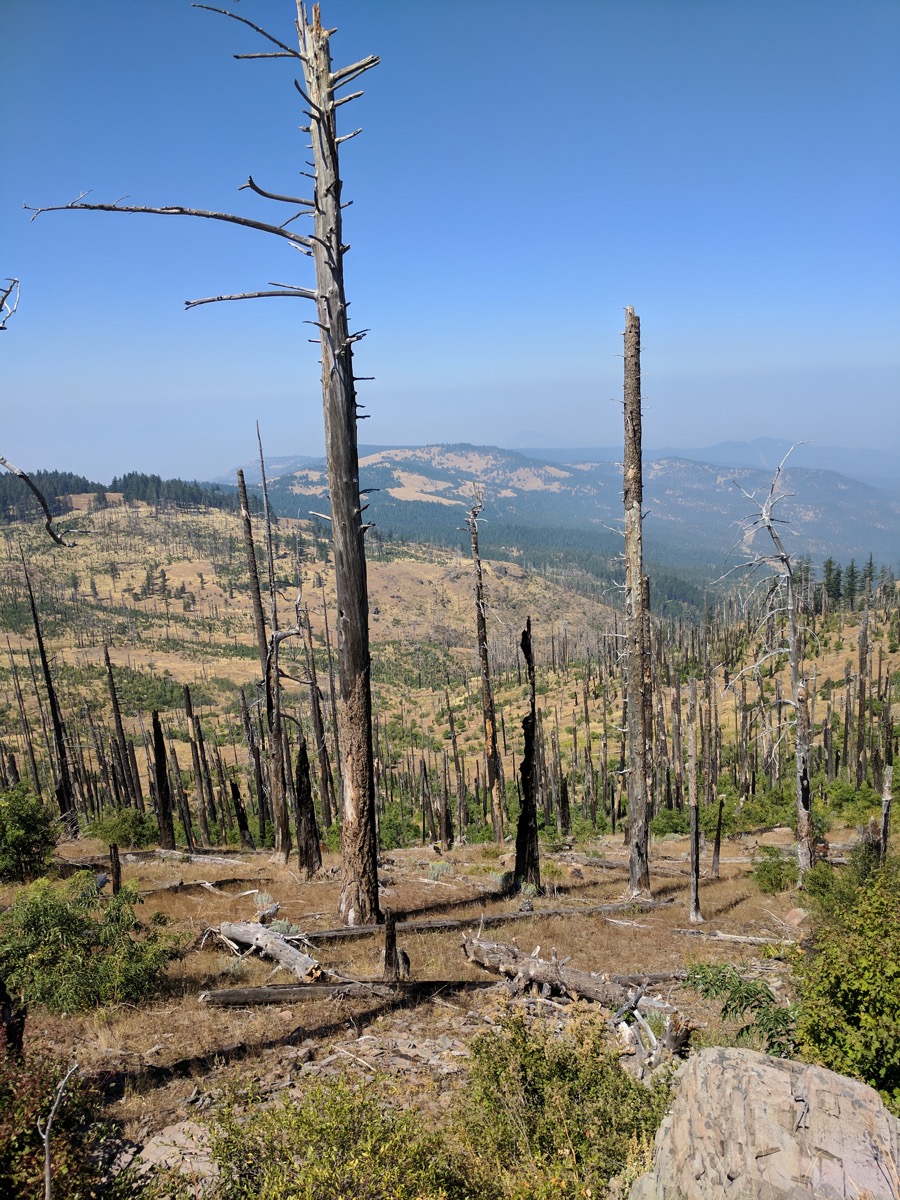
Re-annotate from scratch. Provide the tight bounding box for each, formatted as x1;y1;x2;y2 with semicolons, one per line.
629;1047;900;1200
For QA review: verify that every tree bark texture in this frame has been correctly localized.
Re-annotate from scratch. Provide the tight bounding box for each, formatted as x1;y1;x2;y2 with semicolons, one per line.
298;4;380;924
514;619;541;890
623;307;652;897
467;498;504;841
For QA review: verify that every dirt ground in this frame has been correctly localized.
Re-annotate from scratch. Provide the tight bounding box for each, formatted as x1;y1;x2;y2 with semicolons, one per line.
19;824;826;1155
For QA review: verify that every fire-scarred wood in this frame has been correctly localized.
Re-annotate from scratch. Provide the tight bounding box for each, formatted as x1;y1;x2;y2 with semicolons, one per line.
298;4;381;925
623;306;652;898
219;922;319;982
462;934;630;1007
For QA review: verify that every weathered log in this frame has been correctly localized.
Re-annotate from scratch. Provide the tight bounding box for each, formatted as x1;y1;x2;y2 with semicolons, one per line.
197;978;490;1006
462;934;630;1008
304;898;674;943
674;928;794;946
219;922;319;981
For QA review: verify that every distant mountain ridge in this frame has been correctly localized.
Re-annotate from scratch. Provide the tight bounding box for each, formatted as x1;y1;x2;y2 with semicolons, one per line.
518;438;900;495
249;442;899;568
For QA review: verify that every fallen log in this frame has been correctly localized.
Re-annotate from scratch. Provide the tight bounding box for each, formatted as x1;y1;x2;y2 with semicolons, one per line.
304;898;676;943
673;928;794;946
218;922;320;981
199;979;492;1006
462;933;630;1007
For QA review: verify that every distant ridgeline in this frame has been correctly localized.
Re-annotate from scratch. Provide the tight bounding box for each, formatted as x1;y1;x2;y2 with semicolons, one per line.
0;469;261;522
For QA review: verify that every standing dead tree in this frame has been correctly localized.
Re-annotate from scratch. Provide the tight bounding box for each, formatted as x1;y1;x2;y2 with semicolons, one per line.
514;618;541;890
466;492;505;842
622;306;652;898
28;2;381;924
730;449;815;882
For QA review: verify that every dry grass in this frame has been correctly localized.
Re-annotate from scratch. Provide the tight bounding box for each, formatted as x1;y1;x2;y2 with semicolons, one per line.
10;830;811;1140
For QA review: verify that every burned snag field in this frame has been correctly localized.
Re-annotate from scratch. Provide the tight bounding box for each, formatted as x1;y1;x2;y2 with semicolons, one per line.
0;496;898;1194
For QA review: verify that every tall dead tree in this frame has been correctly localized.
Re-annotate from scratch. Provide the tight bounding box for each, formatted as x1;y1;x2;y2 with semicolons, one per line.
30;2;381;924
514;618;541;890
732;450;815;882
23;566;78;836
622;306;652;897
466;494;504;841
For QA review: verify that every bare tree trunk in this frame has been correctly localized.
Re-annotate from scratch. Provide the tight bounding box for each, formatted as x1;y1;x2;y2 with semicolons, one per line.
24;567;77;836
467;495;504;841
303;606;335;829
623;306;651;897
688;679;703;923
293;736;322;879
151;711;176;850
514;619;541;890
298;6;380;924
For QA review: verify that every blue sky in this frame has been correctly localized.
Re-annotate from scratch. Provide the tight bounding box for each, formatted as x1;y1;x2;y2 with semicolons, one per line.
2;0;898;481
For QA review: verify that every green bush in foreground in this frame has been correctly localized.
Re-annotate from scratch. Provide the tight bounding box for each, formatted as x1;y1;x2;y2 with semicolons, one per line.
795;859;900;1113
0;873;181;1012
207;1075;482;1200
0;1040;132;1199
461;1010;672;1198
0;785;58;882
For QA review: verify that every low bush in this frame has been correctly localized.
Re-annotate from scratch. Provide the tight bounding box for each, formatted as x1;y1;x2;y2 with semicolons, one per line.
0;785;57;882
685;962;796;1055
0;1040;126;1198
0;873;182;1012
89;807;158;849
794;858;900;1113
459;1010;672;1198
649;806;690;837
751;845;798;893
206;1075;482;1199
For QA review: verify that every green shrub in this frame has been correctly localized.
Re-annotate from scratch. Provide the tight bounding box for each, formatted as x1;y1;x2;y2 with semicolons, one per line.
459;1011;672;1198
685;963;796;1055
89;806;158;849
751;845;798;893
206;1075;482;1199
649;807;690;837
0;1037;133;1198
0;785;58;882
0;873;182;1012
794;862;900;1113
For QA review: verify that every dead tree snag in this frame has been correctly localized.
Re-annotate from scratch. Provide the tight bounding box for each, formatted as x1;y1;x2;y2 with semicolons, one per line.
623;306;652;898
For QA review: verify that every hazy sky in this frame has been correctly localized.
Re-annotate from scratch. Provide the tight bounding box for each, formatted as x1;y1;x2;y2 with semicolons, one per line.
3;0;898;482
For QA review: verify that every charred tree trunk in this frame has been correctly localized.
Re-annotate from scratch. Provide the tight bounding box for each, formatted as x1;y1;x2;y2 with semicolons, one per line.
151;711;176;851
294;736;322;879
687;679;703;923
303;606;336;829
466;496;505;841
23;567;77;836
299;7;380;924
623;307;651;897
514;618;541;890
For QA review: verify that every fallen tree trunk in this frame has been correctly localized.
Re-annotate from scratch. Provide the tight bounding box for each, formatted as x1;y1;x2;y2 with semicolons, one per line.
673;928;795;946
219;922;319;981
199;979;492;1006
462;933;630;1007
304;898;675;943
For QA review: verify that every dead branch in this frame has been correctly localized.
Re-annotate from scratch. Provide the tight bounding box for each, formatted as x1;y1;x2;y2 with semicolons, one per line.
0;278;20;330
0;456;76;547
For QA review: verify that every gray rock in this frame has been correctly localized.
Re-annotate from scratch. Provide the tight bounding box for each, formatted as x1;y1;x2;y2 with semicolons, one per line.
629;1047;900;1200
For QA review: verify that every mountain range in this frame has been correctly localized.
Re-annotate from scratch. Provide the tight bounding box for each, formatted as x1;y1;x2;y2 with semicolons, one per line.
223;440;899;571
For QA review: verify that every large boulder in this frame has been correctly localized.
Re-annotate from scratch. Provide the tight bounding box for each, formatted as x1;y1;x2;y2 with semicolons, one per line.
629;1047;900;1200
